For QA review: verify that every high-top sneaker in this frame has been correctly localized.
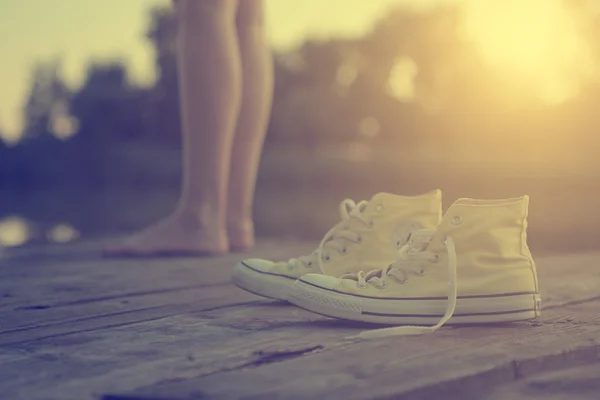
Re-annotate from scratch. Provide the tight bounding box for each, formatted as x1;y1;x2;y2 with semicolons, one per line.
232;190;443;301
288;196;541;339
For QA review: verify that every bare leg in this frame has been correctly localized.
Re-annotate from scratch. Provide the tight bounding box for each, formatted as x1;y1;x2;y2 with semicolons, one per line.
105;0;241;256
227;0;274;251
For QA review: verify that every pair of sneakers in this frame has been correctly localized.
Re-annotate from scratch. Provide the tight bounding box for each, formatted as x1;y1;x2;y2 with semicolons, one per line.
232;190;541;339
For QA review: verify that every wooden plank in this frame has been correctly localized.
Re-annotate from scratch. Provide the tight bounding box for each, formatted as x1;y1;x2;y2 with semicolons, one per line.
93;251;600;400
0;275;595;399
0;239;315;346
484;362;600;400
0;285;261;346
0;302;335;400
0;249;595;341
2;246;600;400
104;301;600;400
0;239;313;314
534;251;600;309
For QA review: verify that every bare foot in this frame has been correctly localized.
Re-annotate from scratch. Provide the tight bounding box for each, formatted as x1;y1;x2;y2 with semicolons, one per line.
228;220;255;252
104;212;229;257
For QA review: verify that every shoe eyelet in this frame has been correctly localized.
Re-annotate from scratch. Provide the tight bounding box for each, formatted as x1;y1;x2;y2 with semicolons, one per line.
431;253;440;263
416;268;427;276
378;282;387;289
368;219;375;228
340;247;348;255
452;215;462;225
323;255;331;262
375;203;384;212
356;235;362;243
307;261;313;267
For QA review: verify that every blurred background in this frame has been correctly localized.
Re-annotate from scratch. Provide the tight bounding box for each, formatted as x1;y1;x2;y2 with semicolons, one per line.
1;0;599;253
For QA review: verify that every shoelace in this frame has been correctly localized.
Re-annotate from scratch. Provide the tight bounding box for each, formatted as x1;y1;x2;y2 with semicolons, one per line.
344;229;458;340
287;199;372;273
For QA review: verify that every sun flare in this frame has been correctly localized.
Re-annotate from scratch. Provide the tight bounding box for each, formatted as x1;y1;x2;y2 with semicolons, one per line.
463;0;597;104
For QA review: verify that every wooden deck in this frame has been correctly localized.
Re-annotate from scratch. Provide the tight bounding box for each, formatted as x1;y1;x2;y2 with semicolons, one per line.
1;240;600;400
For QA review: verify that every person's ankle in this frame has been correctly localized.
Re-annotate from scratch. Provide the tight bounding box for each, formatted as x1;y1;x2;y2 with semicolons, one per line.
175;205;226;233
227;218;255;251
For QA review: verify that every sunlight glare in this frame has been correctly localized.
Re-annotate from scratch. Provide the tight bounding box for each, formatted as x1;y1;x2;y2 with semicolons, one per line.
337;63;358;87
0;216;31;247
47;223;80;243
49;101;79;140
358;116;381;138
463;0;597;104
388;56;418;102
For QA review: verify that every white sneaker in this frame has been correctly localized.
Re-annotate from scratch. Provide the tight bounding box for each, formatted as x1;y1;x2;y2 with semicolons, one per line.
288;196;541;339
232;190;443;300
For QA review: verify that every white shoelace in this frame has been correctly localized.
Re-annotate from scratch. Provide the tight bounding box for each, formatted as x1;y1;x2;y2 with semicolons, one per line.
287;199;372;273
344;229;458;340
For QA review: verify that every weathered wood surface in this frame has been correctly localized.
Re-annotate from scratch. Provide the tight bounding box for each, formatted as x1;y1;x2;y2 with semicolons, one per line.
484;362;600;400
0;241;599;400
0;239;312;339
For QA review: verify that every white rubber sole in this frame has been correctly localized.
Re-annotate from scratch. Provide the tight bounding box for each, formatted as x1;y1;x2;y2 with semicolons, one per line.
288;279;542;325
232;261;297;301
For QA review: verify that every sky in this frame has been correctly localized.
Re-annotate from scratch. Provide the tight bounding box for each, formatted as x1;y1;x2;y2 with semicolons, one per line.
0;0;598;142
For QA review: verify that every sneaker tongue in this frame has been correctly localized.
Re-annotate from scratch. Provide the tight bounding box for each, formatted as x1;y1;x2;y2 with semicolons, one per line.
410;239;430;252
404;230;435;255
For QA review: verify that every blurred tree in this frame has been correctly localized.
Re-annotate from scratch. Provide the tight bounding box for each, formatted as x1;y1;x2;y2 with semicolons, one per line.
0;137;8;189
364;5;471;111
21;58;71;141
65;62;151;186
69;61;147;142
5;1;598;190
145;5;181;145
267;38;380;148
